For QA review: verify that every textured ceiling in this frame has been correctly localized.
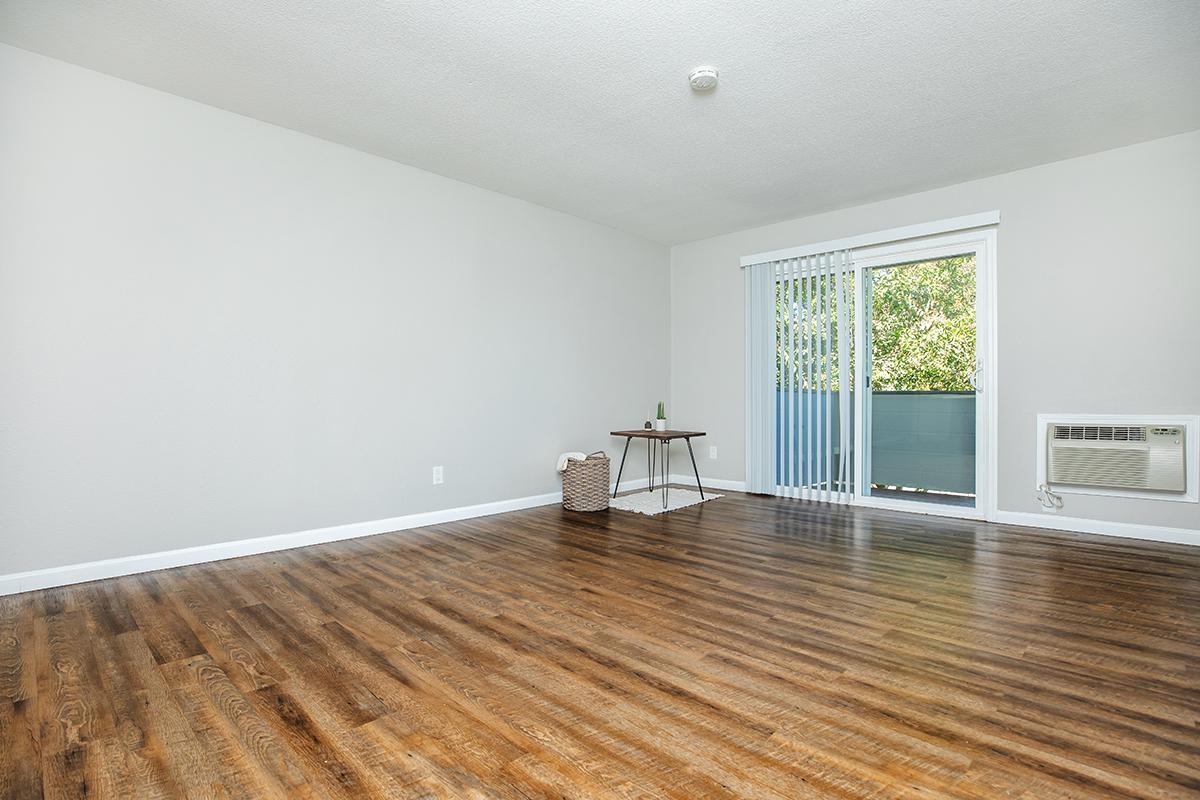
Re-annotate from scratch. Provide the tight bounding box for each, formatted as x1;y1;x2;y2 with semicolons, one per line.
2;1;1198;244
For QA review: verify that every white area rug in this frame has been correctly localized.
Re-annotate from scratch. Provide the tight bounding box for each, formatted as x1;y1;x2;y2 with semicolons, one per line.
609;489;722;516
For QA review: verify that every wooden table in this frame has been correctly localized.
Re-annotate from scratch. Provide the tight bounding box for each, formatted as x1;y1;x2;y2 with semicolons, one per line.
610;429;707;508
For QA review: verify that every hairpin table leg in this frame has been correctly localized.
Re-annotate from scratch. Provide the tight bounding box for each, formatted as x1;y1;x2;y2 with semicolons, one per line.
612;436;631;498
663;439;670;509
685;437;704;500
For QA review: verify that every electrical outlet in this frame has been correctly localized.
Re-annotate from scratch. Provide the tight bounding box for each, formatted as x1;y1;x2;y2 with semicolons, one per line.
432;466;444;485
709;446;718;460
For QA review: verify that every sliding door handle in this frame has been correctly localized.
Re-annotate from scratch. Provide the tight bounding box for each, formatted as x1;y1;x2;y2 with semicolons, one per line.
969;366;982;392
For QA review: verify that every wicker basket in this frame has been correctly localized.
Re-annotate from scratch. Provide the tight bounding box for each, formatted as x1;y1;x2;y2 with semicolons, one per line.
562;452;610;511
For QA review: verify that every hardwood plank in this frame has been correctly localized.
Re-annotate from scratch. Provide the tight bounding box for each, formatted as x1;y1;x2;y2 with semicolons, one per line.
159;655;313;798
228;603;390;729
0;699;43;800
123;574;206;666
0;596;38;705
35;610;114;752
247;682;382;799
167;579;283;693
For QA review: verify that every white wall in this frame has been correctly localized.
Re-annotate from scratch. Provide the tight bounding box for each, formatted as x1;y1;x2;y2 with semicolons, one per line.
0;44;670;575
671;130;1200;531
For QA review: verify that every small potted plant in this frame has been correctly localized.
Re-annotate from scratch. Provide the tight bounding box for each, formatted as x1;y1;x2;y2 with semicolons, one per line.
655;401;667;431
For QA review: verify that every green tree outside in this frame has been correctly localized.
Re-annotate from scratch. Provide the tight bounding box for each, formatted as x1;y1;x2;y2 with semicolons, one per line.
869;255;975;391
776;255;975;391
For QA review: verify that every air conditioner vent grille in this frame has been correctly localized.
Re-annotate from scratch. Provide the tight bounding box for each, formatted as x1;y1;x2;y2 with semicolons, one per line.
1051;447;1150;489
1052;425;1147;442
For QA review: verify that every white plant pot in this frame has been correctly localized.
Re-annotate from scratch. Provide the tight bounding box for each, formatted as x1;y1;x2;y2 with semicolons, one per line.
654;419;667;431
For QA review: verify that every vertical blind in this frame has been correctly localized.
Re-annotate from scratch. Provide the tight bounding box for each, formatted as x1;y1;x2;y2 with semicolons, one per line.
746;250;853;503
744;262;776;494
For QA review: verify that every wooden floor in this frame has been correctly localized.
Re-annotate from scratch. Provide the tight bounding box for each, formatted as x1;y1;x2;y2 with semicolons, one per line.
2;491;1198;799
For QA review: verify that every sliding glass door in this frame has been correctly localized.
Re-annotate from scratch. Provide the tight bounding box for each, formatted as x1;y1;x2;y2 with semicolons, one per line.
861;255;977;506
760;224;994;518
853;230;992;518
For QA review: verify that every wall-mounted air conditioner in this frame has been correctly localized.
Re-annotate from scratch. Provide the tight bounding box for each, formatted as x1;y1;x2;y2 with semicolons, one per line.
1036;415;1199;503
1048;424;1183;491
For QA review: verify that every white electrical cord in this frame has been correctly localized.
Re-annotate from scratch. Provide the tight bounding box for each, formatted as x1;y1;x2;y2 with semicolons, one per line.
1036;483;1063;510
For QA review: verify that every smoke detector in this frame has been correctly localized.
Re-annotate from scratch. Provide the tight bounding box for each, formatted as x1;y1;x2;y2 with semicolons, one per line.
688;67;719;92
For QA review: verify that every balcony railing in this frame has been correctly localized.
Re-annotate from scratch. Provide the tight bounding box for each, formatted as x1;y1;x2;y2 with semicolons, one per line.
775;390;975;495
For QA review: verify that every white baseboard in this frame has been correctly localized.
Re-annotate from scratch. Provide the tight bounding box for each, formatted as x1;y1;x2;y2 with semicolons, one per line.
993;511;1200;547
678;471;1198;547
6;476;1192;596
1;490;567;596
691;469;1196;547
0;476;666;597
